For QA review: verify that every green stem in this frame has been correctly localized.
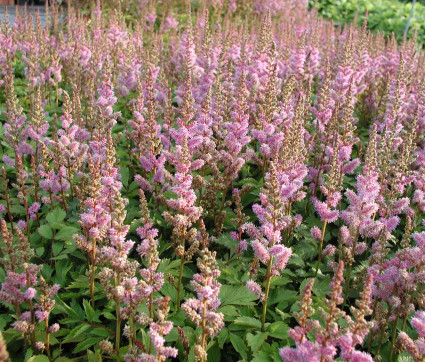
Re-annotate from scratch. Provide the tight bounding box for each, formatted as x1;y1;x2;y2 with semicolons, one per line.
261;256;274;332
90;237;97;308
176;252;185;310
344;228;359;302
401;313;409;332
115;269;122;353
367;299;379;353
45;319;52;361
115;297;121;353
376;307;392;357
314;221;327;278
200;299;208;362
389;312;399;361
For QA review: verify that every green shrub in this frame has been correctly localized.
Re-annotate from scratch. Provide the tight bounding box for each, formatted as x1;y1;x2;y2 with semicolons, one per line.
311;0;425;44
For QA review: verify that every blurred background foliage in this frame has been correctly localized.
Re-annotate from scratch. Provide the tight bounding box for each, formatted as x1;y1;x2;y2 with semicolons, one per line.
310;0;425;44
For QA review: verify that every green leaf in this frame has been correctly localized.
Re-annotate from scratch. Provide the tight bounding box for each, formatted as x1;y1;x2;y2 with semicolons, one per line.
207;342;221;362
53;261;72;285
52;241;64;256
312;278;331;298
55;226;79;241
36;247;45;256
91;328;112;337
67;275;89;290
103;312;116;320
229;333;248;360
9;204;26;215
0;314;11;330
398;353;414;362
161;283;179;306
164;327;178;342
233;316;262;329
27;356;50;362
62;324;91;343
46;208;66;225
87;350;103;362
83;299;96;323
267;322;289;340
217;305;239;320
217;328;228;349
158;259;181;273
219;285;258;306
247;332;269;353
24;349;34;361
251;350;273;362
288;253;305;268
120;166;129;187
73;337;103;353
38;225;53;239
215;233;237;254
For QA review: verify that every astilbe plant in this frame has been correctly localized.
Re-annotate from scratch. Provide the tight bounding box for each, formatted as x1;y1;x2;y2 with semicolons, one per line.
182;248;224;361
162;63;204;308
0;219;59;358
280;262;374;362
246;160;304;331
398;311;425;361
2;0;425;361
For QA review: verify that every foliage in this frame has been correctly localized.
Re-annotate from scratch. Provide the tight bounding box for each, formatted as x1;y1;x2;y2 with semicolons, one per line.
311;0;425;44
0;0;424;361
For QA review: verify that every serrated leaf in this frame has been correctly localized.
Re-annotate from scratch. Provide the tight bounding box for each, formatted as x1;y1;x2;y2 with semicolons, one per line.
312;278;331;298
157;259;181;273
73;337;103;353
219;285;258;306
27;356;50;362
120;166;129;187
83;299;96;322
234;316;262;329
91;328;112;337
217;305;238;319
215;233;237;254
161;283;179;306
46;208;66;225
251;350;273;362
53;261;72;285
207;342;221;362
164;327;178;342
275;308;291;322
62;324;91;343
52;241;64;256
267;322;289;339
247;332;269;352
288;253;305;268
36;247;45;256
87;350;102;362
67;275;89;289
103;312;116;320
9;204;26;215
55;226;79;241
24;348;34;361
398;352;414;362
217;328;228;349
239;177;260;186
38;225;53;239
230;333;248;360
0;314;11;330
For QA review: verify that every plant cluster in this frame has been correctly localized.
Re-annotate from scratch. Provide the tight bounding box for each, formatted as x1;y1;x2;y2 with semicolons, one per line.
1;0;425;361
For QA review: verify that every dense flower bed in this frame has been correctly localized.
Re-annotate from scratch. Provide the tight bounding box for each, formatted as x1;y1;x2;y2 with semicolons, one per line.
0;0;425;361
